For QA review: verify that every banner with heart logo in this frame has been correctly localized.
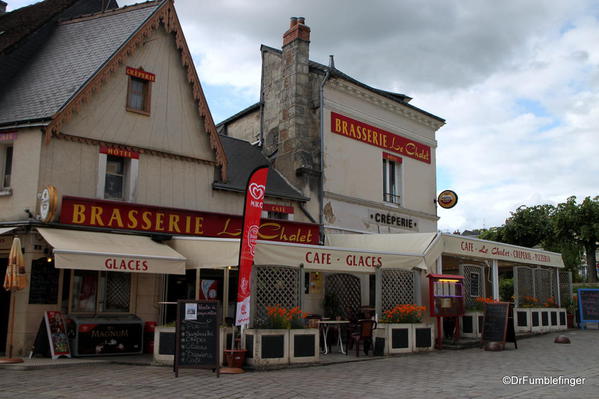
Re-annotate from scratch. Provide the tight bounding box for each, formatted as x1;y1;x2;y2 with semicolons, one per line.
235;166;269;326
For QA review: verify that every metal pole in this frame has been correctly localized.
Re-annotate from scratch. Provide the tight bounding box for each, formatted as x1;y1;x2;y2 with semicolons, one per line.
492;260;499;300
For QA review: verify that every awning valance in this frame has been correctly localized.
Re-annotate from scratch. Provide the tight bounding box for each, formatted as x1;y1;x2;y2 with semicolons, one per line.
37;228;187;275
171;236;425;273
441;234;564;268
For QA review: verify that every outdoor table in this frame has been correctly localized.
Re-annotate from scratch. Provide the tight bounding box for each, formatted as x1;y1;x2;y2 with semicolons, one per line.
319;320;350;354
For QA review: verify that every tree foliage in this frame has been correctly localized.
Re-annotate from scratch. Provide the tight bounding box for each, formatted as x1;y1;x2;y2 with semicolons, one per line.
479;196;599;282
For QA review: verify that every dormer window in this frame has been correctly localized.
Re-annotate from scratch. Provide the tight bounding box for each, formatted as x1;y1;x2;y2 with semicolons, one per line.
126;66;155;115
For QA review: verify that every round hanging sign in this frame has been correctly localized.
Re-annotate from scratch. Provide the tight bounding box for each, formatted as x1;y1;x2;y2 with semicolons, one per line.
438;190;458;209
39;185;58;223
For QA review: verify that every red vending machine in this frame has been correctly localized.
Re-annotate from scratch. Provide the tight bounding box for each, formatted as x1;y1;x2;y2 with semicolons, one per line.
427;274;465;348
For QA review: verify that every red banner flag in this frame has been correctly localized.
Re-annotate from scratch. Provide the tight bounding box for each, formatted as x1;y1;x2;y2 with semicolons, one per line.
235;166;269;326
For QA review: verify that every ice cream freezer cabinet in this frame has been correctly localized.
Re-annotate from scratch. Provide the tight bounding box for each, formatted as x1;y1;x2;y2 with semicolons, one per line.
66;314;144;356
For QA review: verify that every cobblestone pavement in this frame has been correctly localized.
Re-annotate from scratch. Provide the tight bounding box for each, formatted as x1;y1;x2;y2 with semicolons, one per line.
1;330;598;399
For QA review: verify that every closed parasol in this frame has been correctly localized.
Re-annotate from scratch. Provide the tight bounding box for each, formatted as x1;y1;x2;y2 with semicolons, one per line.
1;237;27;363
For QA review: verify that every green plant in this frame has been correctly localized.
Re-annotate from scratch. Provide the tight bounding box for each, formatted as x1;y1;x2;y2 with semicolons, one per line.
499;278;514;302
323;292;342;318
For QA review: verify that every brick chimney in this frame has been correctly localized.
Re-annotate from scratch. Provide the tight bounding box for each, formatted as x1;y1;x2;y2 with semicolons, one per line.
283;17;311;46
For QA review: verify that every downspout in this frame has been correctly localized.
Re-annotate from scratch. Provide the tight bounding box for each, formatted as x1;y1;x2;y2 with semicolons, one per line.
318;55;334;244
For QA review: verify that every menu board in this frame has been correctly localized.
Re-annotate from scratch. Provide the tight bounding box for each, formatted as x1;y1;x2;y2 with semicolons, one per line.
174;300;220;377
30;311;71;359
578;289;599;327
481;302;517;349
28;258;60;304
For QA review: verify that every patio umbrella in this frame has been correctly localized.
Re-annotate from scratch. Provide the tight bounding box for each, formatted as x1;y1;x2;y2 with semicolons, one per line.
1;237;27;363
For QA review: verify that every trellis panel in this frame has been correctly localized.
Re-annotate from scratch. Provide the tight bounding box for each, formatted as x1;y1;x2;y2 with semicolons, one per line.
381;269;416;312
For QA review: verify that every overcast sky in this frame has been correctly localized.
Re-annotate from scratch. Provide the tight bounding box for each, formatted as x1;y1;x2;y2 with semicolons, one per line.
8;0;599;232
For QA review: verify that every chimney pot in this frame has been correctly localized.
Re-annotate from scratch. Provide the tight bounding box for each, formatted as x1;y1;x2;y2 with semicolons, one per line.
0;1;7;14
298;17;305;25
290;17;298;28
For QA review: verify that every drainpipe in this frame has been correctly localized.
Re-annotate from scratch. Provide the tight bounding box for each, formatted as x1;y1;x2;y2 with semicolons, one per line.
318;55;334;244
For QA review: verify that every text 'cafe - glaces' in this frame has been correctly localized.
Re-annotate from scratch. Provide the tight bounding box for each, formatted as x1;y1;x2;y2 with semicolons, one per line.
59;196;319;244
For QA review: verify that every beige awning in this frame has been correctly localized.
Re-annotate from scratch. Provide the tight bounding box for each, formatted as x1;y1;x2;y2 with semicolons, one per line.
171;236;424;273
326;232;442;271
441;234;564;268
37;228;186;275
0;227;16;235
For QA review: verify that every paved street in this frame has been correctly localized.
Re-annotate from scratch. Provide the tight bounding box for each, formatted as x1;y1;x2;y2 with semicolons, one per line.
1;330;598;399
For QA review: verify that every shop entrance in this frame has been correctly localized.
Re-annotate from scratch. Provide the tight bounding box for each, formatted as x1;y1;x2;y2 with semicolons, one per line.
165;269;196;323
0;258;9;355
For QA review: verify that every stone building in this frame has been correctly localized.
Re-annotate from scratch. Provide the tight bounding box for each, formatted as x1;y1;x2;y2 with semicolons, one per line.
218;17;446;239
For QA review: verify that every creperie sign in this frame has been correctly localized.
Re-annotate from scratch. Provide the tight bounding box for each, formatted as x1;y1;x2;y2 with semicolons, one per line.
331;112;431;164
59;196;319;244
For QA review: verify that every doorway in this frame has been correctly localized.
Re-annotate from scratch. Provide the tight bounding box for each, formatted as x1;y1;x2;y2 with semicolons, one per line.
165;269;197;323
0;258;10;355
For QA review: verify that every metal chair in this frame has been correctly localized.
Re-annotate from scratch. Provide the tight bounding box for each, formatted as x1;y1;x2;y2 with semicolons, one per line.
347;319;377;356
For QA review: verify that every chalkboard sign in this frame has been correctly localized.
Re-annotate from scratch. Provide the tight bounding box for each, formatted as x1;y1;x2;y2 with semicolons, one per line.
481;302;517;349
174;300;220;377
578;288;599;329
28;258;60;304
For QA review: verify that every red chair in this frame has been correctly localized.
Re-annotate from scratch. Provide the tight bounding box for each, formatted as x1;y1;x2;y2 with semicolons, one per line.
348;319;377;357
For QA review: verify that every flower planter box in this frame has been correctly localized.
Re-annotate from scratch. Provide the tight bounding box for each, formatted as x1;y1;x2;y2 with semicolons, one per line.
462;311;484;338
513;308;531;334
412;323;435;352
558;309;568;330
540;310;550;332
243;329;289;367
376;323;413;354
549;309;560;331
153;326;176;364
289;328;319;364
529;308;543;333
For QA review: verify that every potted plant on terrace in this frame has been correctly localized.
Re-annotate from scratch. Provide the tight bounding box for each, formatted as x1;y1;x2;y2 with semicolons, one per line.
376;304;430;354
244;305;318;367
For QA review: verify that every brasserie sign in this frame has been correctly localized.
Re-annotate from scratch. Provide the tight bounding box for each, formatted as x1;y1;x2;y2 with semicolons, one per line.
59;196;319;244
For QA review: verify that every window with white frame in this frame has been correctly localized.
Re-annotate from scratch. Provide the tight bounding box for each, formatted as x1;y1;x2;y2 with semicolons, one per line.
97;150;138;202
105;155;126;200
0;144;13;189
383;154;402;205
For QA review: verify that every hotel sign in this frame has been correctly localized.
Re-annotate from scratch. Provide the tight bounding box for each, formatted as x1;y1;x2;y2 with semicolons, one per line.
331;112;431;164
59;196;319;244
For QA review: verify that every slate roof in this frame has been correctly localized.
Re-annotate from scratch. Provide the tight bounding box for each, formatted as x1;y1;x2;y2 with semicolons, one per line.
214;135;308;202
0;1;160;127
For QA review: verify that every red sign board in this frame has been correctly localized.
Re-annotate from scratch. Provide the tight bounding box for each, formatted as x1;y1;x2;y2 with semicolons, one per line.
263;203;294;214
99;145;140;159
331;112;431;164
59;196;319;244
0;132;16;142
126;66;156;82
